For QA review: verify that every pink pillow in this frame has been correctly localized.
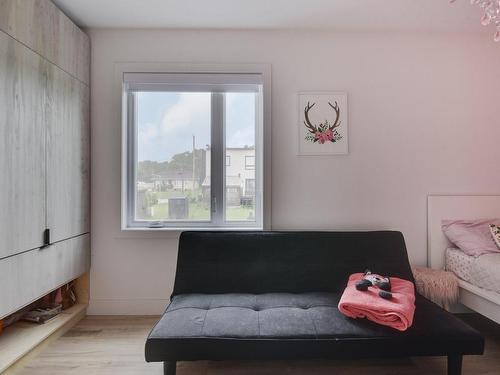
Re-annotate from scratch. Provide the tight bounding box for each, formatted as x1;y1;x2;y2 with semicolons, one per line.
441;219;500;257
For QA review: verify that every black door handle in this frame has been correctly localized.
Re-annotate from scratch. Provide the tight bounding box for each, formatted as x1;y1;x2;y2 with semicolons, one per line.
41;228;50;248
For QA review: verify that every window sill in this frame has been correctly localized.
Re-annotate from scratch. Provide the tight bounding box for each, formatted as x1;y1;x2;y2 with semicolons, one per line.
122;226;264;232
114;226;264;240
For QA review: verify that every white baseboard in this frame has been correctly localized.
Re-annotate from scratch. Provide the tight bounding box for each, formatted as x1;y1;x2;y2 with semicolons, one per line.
88;298;169;315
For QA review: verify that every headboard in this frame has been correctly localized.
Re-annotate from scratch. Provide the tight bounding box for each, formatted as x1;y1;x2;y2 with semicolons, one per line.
427;195;500;270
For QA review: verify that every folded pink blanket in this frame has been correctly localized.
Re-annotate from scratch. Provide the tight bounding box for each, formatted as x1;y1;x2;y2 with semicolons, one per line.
338;273;416;331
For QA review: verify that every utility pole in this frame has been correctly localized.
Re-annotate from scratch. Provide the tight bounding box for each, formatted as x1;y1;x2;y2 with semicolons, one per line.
192;135;196;190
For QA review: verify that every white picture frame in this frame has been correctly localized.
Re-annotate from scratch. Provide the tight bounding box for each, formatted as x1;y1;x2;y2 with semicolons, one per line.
298;92;348;155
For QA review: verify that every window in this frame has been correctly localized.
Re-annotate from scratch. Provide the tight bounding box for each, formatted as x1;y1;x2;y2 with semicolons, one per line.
245;155;255;170
122;71;265;229
245;179;255;196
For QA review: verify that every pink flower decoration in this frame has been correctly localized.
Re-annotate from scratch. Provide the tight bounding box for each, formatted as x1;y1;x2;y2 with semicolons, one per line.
314;133;321;143
315;133;323;144
314;129;334;144
325;129;333;141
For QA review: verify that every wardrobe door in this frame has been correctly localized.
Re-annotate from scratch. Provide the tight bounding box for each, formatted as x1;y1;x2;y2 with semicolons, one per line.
0;0;90;85
0;234;90;319
0;31;46;259
46;66;90;242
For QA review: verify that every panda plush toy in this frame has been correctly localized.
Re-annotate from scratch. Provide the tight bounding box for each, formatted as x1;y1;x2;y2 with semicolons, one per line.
355;270;393;299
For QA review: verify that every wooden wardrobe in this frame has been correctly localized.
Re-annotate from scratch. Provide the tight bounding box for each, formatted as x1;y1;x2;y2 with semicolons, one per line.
0;0;90;319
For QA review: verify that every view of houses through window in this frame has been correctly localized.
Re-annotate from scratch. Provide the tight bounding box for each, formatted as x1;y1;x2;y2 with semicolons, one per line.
134;91;257;223
224;92;256;221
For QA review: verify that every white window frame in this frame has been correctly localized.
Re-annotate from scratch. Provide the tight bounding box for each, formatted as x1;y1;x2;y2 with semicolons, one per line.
119;63;271;231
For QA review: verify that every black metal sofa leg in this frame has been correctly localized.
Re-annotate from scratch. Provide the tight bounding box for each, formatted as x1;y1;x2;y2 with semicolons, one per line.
448;355;463;375
163;361;176;375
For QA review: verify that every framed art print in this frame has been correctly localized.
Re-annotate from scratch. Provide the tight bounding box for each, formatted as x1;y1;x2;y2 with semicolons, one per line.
298;92;348;155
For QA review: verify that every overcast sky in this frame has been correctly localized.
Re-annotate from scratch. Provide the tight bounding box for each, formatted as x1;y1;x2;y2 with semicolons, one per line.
137;92;255;162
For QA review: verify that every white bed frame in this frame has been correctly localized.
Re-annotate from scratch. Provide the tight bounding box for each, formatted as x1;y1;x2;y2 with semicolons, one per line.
427;195;500;324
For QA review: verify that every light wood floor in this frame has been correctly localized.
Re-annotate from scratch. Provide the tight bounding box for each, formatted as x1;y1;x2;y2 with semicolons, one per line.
15;314;500;375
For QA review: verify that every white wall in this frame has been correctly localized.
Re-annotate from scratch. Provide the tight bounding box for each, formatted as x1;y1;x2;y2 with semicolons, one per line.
88;28;500;315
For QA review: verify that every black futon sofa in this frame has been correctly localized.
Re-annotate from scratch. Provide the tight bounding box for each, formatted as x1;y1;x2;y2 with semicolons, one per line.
145;231;484;375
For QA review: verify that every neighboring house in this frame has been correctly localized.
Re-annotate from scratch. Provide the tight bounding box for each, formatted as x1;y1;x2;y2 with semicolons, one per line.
202;147;256;206
152;171;200;192
136;181;154;192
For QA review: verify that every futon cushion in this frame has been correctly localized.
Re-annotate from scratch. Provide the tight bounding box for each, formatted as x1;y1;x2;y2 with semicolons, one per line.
172;231;416;296
145;292;484;362
151;292;339;340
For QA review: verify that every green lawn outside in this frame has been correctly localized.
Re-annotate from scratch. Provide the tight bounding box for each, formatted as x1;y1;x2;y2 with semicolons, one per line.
226;206;255;221
155;191;193;199
150;201;254;221
146;189;255;222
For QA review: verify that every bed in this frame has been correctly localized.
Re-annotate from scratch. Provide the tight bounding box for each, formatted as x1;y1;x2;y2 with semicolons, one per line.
428;195;500;324
446;248;500;295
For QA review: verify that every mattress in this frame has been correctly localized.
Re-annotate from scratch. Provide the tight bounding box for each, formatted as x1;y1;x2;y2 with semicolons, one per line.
446;248;500;295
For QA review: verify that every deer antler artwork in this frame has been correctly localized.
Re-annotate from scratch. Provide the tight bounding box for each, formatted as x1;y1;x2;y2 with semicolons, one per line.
303;101;343;144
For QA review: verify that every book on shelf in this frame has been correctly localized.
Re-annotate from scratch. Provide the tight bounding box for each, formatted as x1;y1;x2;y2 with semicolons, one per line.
22;304;62;324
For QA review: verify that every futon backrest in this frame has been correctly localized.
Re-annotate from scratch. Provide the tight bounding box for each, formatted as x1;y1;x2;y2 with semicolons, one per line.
172;231;414;296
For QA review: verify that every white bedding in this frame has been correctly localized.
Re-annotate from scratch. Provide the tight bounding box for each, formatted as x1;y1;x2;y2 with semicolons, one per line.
446;248;500;295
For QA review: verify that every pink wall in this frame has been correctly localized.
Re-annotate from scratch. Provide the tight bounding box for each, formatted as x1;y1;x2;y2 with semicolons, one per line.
88;29;500;314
